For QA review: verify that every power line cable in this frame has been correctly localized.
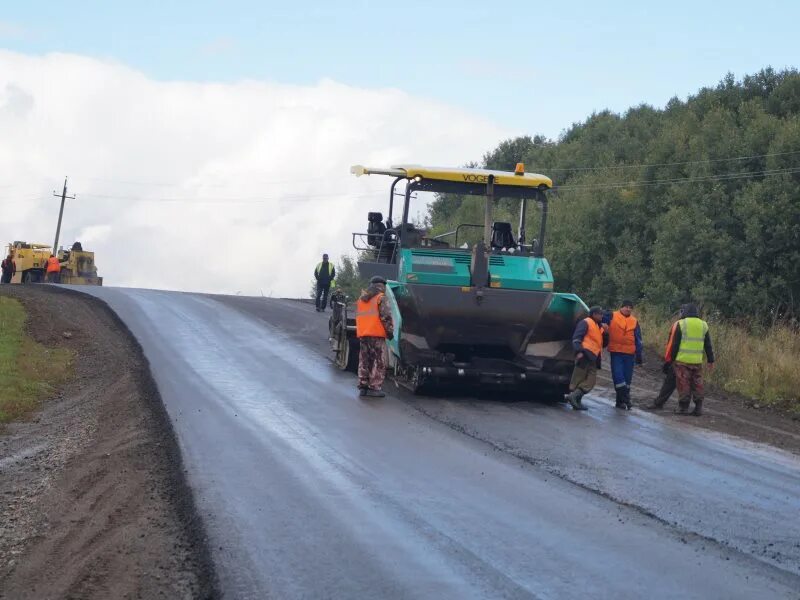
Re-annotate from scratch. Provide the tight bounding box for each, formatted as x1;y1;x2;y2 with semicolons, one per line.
69;190;387;204
540;149;800;172
79;175;333;187
556;166;800;191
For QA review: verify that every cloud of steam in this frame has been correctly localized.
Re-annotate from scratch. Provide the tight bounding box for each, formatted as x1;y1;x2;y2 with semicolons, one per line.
0;50;508;296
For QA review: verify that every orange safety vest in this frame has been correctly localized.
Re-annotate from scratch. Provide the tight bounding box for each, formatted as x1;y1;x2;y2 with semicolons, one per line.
46;256;61;273
581;317;604;357
663;321;679;361
607;311;638;354
356;293;387;338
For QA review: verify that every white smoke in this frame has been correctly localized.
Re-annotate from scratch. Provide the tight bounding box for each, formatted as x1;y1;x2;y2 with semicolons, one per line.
0;50;509;296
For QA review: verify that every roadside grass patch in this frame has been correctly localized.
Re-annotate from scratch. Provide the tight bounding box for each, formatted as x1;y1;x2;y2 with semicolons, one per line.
638;308;800;414
0;296;73;423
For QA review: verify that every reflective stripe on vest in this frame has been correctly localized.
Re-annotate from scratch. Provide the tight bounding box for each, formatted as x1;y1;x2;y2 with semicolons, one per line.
675;317;708;364
664;321;679;361
356;293;386;338
581;317;603;357
607;311;637;354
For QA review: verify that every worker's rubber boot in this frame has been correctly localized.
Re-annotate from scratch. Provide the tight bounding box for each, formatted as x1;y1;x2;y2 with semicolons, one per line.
675;403;690;415
691;399;703;417
624;386;633;411
565;389;579;409
358;387;367;397
647;399;666;410
566;390;588;411
365;388;386;398
614;389;625;409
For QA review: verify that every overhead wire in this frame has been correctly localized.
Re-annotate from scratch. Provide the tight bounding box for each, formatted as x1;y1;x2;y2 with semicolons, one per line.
2;147;799;202
0;191;388;205
79;175;334;187
556;166;800;191
539;149;800;172
78;190;386;203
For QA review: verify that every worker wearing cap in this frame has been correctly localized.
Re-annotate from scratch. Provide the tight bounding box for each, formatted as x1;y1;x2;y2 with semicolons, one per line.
314;253;336;312
355;276;394;397
647;307;684;410
45;254;61;283
668;303;715;416
602;300;644;410
565;306;608;411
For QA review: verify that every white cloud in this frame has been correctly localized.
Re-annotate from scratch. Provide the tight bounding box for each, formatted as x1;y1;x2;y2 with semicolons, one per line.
0;50;509;296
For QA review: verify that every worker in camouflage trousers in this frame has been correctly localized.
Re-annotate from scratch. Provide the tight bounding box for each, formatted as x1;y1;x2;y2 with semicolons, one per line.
355;276;394;397
667;303;715;416
565;306;608;411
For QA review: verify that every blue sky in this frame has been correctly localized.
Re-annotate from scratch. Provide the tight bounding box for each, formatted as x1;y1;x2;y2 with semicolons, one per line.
1;0;797;138
2;0;798;139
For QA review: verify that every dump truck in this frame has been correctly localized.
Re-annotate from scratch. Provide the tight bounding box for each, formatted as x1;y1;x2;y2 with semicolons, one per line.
328;163;588;398
7;241;103;285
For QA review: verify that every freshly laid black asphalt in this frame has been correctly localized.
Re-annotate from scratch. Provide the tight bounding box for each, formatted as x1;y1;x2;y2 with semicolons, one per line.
73;287;800;599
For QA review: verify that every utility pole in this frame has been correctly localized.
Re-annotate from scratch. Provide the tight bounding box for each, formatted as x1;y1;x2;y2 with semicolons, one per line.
52;177;76;254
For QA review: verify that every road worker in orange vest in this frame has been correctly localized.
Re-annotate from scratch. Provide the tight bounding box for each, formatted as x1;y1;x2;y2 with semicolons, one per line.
565;306;608;411
602;300;644;410
355;276;394;397
647;307;684;410
45;254;62;284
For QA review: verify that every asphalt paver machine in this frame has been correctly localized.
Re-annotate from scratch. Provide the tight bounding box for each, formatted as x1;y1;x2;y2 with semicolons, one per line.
329;164;588;397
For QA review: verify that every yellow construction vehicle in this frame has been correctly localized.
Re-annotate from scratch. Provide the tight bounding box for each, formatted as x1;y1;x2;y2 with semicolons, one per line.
57;242;103;285
6;241;103;285
7;241;51;283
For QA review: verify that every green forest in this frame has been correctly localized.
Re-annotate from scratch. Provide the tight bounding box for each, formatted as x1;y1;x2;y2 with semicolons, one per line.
427;68;800;324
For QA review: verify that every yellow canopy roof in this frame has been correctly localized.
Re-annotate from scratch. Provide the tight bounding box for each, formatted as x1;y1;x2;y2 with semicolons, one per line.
350;164;552;189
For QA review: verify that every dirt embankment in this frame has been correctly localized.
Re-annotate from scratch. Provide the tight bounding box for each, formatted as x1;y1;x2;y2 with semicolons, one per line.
0;286;217;599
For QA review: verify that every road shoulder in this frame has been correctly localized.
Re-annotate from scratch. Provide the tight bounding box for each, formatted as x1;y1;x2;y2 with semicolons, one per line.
0;285;217;599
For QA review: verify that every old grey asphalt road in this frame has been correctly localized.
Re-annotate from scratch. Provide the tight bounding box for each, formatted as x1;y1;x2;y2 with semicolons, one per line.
71;287;800;599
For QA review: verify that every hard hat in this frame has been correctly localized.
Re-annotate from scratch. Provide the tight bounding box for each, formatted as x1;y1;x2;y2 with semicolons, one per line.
370;276;387;285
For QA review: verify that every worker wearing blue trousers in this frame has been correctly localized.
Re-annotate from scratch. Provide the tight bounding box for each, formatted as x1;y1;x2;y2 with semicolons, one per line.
603;300;643;410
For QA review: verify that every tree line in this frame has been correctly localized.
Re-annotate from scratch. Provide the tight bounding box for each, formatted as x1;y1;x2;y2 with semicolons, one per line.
427;68;800;324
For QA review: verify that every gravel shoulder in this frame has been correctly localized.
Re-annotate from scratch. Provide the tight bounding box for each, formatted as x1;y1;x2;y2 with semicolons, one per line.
0;285;217;599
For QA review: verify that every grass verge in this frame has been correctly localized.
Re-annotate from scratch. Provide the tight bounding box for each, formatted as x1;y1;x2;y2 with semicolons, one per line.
638;308;799;413
0;296;73;423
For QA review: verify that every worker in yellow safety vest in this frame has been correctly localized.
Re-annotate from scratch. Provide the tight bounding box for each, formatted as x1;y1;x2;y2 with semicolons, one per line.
666;303;715;416
314;253;336;312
